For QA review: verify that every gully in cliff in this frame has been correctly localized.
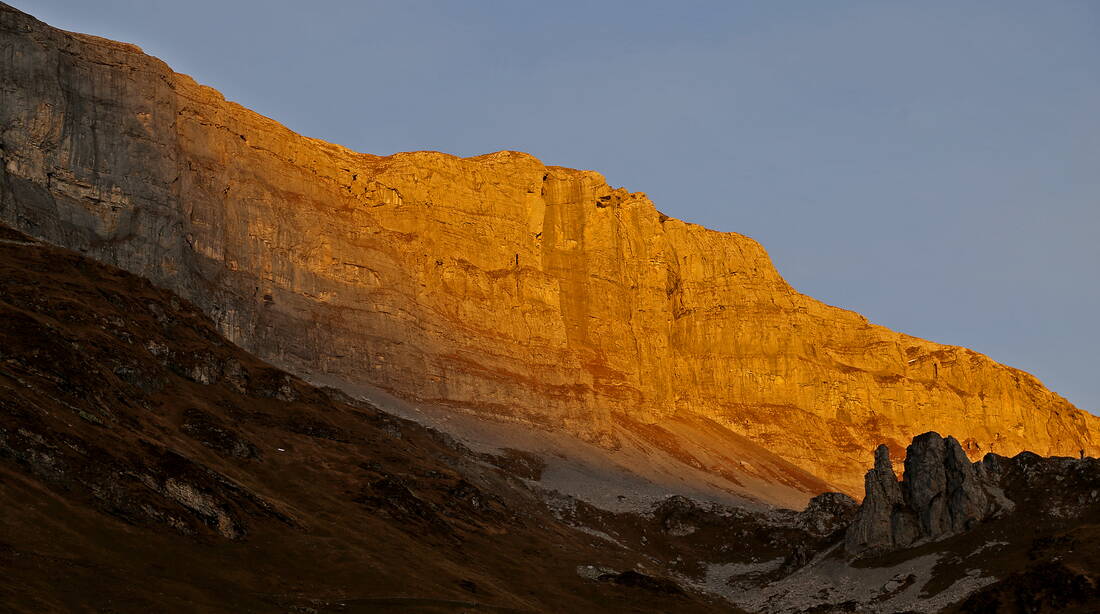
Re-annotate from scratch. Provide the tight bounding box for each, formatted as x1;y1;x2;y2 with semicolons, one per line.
0;2;1096;505
1;2;1098;612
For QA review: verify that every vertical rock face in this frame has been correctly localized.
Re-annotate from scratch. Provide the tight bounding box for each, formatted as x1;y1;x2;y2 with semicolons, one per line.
1;3;1097;495
845;432;996;554
904;432;989;536
844;445;914;553
904;434;952;536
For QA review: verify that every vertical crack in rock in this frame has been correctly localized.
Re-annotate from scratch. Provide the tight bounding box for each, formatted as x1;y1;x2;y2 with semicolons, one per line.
1;2;1098;498
846;432;998;555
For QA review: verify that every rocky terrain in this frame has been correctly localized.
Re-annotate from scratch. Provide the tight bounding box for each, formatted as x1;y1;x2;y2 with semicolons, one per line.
845;434;999;555
2;4;1099;612
712;433;1100;613
4;222;1095;614
1;2;1097;502
3;223;1098;613
0;223;738;612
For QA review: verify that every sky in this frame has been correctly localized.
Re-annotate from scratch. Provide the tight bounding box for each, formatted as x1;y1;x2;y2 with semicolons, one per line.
13;1;1100;413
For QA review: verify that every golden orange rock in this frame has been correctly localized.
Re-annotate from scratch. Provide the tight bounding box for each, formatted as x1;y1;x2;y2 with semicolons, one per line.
1;4;1095;500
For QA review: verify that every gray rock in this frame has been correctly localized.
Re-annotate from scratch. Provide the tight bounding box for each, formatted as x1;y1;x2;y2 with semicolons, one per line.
904;432;950;535
845;432;994;555
799;491;858;536
845;444;917;553
943;435;989;532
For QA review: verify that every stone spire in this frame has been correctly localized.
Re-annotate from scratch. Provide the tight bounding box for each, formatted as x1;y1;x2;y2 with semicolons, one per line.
845;432;994;555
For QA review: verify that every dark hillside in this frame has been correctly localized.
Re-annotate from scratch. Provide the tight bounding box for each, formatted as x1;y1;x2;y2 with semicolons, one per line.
0;224;733;613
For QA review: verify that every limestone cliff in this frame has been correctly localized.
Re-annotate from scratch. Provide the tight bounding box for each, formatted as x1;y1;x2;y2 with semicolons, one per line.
1;3;1096;495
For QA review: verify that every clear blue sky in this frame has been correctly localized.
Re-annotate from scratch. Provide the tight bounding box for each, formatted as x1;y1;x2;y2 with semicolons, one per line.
13;1;1100;413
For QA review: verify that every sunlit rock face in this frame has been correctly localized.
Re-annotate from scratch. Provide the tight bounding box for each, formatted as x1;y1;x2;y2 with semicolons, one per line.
1;3;1097;495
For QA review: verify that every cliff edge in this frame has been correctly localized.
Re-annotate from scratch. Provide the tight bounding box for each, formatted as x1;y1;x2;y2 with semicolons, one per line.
1;3;1096;496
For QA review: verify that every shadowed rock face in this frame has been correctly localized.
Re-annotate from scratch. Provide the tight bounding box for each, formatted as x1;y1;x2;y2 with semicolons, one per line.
748;432;1100;613
845;432;1000;554
905;432;990;537
843;444;916;553
1;2;1097;496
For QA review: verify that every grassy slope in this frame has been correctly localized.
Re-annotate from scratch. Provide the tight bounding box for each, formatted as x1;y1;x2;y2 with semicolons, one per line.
0;224;738;613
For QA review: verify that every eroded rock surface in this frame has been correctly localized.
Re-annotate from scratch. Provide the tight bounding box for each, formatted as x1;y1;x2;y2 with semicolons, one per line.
0;223;725;613
844;444;915;552
737;435;1100;613
905;432;990;538
1;2;1097;495
846;432;1003;554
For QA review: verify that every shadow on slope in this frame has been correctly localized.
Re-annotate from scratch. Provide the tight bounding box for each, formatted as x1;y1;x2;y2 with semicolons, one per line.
0;224;736;613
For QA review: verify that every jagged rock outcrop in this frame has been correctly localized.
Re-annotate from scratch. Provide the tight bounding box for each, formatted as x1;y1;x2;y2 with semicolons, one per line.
843;444;916;552
1;2;1097;495
845;432;1001;554
905;431;990;537
732;441;1100;613
798;491;859;536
